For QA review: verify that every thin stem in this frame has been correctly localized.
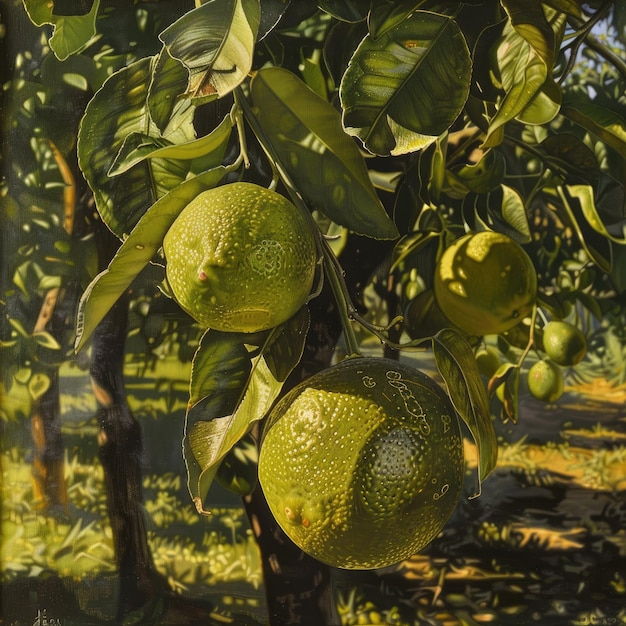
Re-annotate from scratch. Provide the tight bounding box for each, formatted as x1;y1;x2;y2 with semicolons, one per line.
321;241;361;357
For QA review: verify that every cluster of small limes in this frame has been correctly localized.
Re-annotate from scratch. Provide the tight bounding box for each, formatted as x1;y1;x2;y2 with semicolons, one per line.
527;320;587;402
476;320;587;404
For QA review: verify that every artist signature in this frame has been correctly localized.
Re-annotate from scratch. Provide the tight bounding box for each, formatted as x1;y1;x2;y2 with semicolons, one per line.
32;609;62;626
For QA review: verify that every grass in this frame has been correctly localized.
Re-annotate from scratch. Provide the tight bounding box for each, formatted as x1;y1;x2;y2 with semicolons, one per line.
1;445;264;618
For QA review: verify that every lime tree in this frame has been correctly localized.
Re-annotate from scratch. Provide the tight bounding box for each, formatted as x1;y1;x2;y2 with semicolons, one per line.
433;231;537;337
258;357;465;570
163;182;317;333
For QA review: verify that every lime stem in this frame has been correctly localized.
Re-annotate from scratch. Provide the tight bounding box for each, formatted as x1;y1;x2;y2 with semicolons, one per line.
321;238;361;357
231;101;250;169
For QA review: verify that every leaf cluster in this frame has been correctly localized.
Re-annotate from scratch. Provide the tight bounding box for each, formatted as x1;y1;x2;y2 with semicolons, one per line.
7;0;626;507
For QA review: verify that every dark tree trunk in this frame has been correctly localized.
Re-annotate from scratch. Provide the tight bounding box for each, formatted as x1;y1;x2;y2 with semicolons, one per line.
244;487;341;626
90;295;168;619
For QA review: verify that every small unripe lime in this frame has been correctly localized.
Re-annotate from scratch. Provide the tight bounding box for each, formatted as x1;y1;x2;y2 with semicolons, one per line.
542;321;587;366
527;359;564;403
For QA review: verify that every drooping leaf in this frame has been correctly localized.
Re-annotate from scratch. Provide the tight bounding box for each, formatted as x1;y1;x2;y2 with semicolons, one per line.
184;314;309;509
108;114;233;177
516;78;562;125
250;67;398;239
263;307;311;382
74;167;227;352
77;58;196;237
483;17;549;146
432;328;497;492
557;185;613;273
23;0;100;61
561;95;626;159
563;185;626;245
498;184;531;242
488;361;519;423
147;48;194;135
159;0;260;103
340;11;471;156
317;0;369;23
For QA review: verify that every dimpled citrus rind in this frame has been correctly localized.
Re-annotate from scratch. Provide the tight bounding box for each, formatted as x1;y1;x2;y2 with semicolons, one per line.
163;182;317;332
434;231;537;337
258;358;464;570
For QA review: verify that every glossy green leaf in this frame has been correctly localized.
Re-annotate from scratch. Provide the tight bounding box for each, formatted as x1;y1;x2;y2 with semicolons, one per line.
557;186;613;273
499;184;531;241
148;48;194;135
317;0;369;23
484;17;549;146
564;184;626;245
159;0;260;103
516;78;561;125
77;58;196;237
23;0;100;61
250;67;398;239
540;133;598;172
183;317;308;510
263;307;311;382
432;328;497;491
108;114;233;177
368;0;428;40
542;0;581;17
561;96;626;159
340;11;471;156
74;167;227;352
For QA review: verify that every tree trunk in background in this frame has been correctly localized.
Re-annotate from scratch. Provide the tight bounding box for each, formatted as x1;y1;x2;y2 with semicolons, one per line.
90;294;167;619
31;370;67;510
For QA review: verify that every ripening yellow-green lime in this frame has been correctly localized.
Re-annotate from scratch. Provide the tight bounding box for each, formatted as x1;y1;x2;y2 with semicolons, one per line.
163;183;317;332
527;359;564;403
258;357;465;570
541;320;587;366
433;231;537;337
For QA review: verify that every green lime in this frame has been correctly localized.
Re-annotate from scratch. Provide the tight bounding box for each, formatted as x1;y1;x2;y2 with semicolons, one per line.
258;357;464;569
163;182;317;332
433;231;537;336
527;359;564;403
542;320;587;366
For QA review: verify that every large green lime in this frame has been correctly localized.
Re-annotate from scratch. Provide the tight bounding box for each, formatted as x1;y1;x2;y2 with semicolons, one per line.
258;357;464;569
163;182;317;332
